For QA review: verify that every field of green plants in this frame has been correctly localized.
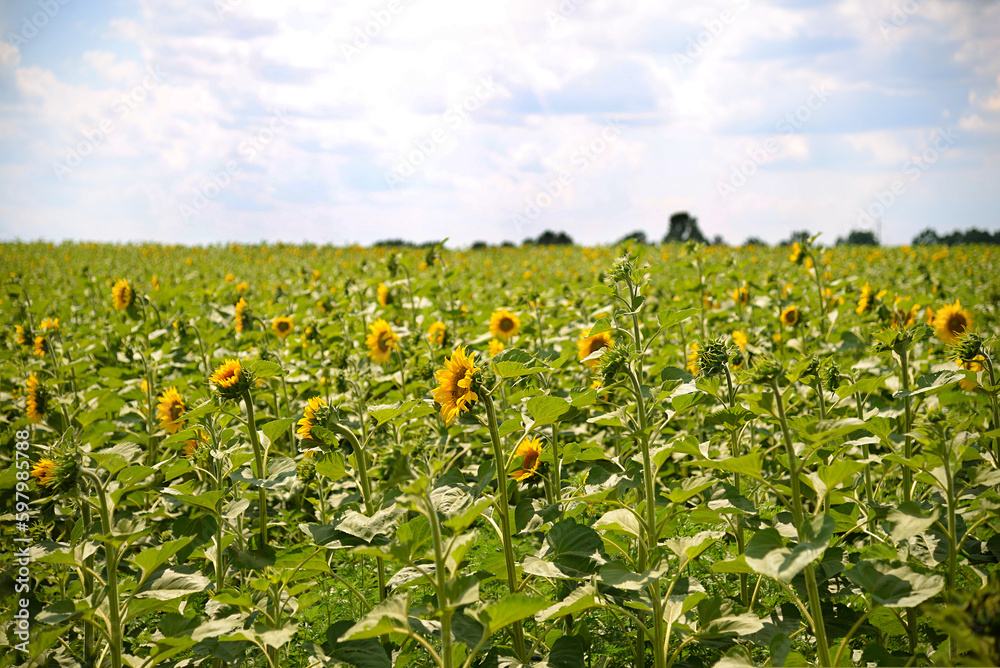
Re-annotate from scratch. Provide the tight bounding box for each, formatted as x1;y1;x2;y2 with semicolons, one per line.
3;239;1000;668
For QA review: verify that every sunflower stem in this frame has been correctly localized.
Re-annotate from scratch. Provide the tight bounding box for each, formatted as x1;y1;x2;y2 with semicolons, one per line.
241;390;268;551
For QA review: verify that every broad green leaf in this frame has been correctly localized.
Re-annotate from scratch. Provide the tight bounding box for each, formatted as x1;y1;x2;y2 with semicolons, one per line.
471;595;549;633
339;593;410;640
536;583;600;621
844;561;944;607
134;566;211;601
657;307;699;330
744;514;834;583
886;502;940;542
527;395;570;426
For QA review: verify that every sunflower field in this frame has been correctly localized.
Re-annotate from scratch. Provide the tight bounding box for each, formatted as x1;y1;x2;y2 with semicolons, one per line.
3;239;1000;668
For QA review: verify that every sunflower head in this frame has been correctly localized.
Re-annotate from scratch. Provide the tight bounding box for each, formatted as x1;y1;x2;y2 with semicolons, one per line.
686;343;701;375
744;355;784;385
366;318;400;364
780;304;799;327
377;283;393;307
297;396;336;442
934;300;973;344
788;242;806;264
182;429;206;459
489;309;521;341
26;373;48;423
31;442;80;494
599;342;631;385
732;329;748;351
156;386;186;434
272;316;294;340
577;328;613;368
433;346;480;425
112;279;136;311
732;285;750;307
606;253;635;284
427;321;448;347
511;437;543;481
952;332;984;365
234;298;253;334
15;324;32;347
488;338;505;358
210;358;253;401
40;317;59;331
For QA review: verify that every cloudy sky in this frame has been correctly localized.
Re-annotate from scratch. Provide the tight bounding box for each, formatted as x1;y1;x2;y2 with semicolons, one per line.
1;0;998;247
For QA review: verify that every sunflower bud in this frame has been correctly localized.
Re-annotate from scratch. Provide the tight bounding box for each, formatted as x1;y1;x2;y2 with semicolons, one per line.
801;355;821;379
952;332;984;364
820;363;843;392
698;337;731;377
606;253;634;284
744;355;784;385
600;343;631;385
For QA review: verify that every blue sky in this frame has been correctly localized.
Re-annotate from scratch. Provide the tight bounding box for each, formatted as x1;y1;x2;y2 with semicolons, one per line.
1;0;998;246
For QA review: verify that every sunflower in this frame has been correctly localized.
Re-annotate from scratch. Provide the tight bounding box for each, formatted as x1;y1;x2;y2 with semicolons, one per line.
366;318;399;364
31;459;57;487
489;309;520;340
156;387;185;434
780;305;799;327
32;336;48;358
26;373;47;423
377;283;392;307
510;437;543;481
488;338;505;358
236;281;249;294
892;303;920;329
925;306;935;325
111;279;134;311
296;396;329;441
427;321;448;347
934;300;972;344
272;317;294;339
225;273;236;283
183;429;206;458
958;356;985;392
210;359;251;400
686;343;700;375
788;242;805;264
732;285;749;307
856;283;880;315
433;346;479;425
577;328;613;369
234;298;252;333
733;330;748;351
39;317;59;330
15;325;31;346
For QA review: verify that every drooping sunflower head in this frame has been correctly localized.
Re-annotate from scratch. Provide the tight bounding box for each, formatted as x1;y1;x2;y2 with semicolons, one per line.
366;318;400;364
732;284;750;307
111;279;135;311
745;355;785;385
934;300;972;344
31;459;57;488
489;309;520;341
377;283;393;307
780;304;799;327
234;298;252;334
600;342;631;385
433;346;479;425
26;373;48;423
511;437;543;482
577;328;613;368
488;338;505;358
32;336;48;358
31;442;80;494
156;386;186;434
272;316;294;340
297;396;333;442
15;324;31;346
427;321;448;347
210;358;253;401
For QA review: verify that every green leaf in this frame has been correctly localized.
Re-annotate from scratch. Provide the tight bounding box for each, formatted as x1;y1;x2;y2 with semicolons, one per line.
131;537;194;580
262;417;294;443
547;635;586;668
844;561;944;607
250;360;284;378
666;530;724;562
536;583;600;621
314;451;347;481
527;395;571;427
693;452;764;482
471;595;550;633
657;307;699;330
886;502;940;543
339;593;410;640
368;399;420;425
593;509;641;539
134;566;211;600
493;348;549;378
744;514;835;583
587;318;613;336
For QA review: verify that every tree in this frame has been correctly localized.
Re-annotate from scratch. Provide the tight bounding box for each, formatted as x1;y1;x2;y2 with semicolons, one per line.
780;230;811;246
617;231;648;245
743;237;768;247
470;241;489;250
711;234;728;246
663;212;707;244
525;230;574;246
836;230;879;246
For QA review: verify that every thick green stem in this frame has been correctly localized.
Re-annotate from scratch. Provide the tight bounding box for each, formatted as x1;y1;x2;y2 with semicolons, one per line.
896;346;919;654
550;423;561;505
80;498;95;664
82;471;122;668
983;355;1000;465
855;394;875;504
770;380;832;667
426;489;453;668
242;391;268;551
724;367;749;607
482;393;527;662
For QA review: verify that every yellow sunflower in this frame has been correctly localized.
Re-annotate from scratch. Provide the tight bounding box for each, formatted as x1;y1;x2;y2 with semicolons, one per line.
780;305;799;327
182;429;206;458
234;298;251;333
377;283;392;307
31;459;57;487
686;343;700;375
511;437;543;481
856;283;877;315
225;273;236;283
236;281;249;294
958;356;984;392
892;303;920;330
732;285;749;307
933;300;972;344
489;309;520;341
577;328;613;369
40;317;59;330
272;317;294;339
788;242;804;264
433;346;479;425
427;321;447;347
15;325;30;346
733;330;748;351
366;318;399;364
26;373;46;423
111;279;134;311
210;359;243;391
156;387;185;435
297;396;327;441
488;338;505;358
